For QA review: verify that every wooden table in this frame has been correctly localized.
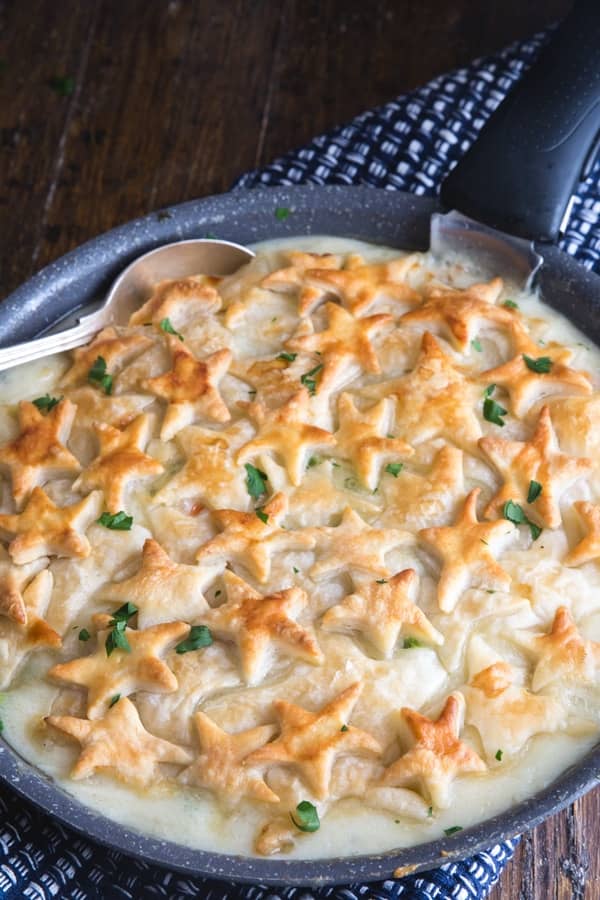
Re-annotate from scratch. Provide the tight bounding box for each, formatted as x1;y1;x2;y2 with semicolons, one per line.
0;1;595;897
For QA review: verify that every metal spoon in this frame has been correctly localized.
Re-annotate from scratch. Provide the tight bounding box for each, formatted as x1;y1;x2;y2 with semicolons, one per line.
0;238;255;373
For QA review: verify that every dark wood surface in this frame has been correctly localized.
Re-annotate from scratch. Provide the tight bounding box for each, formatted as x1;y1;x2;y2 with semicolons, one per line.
1;1;595;897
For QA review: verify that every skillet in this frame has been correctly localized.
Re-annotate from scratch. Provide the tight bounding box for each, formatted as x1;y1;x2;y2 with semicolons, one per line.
0;1;600;888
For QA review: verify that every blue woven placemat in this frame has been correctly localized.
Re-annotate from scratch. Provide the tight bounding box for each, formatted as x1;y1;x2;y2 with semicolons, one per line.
5;24;600;900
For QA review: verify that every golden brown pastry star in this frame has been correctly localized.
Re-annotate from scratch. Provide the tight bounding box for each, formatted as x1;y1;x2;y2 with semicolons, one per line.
302;254;422;316
48;614;189;718
72;414;163;513
179;710;279;804
247;681;382;799
61;326;152;388
333;393;414;490
198;570;323;685
479;405;593;529
380;693;486;808
260;251;344;316
565;501;600;567
480;323;592;417
0;399;81;508
419;488;517;612
46;696;192;786
129;275;222;326
518;606;600;692
321;569;443;658
195;492;314;583
142;336;232;440
0;487;102;565
67;386;153;432
0;546;47;625
236;389;336;486
0;570;61;689
381;445;464;530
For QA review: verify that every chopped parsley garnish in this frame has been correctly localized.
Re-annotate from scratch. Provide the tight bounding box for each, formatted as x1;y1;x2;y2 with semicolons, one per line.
482;385;507;427
293;566;299;574
502;500;542;540
110;602;137;625
471;338;482;352
290;800;320;833
97;511;133;531
49;75;75;96
33;394;62;413
277;352;297;363
495;749;503;761
78;628;91;642
300;364;323;396
340;724;349;732
244;463;268;499
385;462;404;478
527;480;543;503
503;299;519;309
109;694;121;708
403;636;422;649
105;602;137;657
256;508;269;524
175;625;213;654
444;826;463;837
307;456;321;468
160;317;184;341
427;806;433;817
376;578;388;584
275;206;291;221
523;354;553;374
88;356;113;395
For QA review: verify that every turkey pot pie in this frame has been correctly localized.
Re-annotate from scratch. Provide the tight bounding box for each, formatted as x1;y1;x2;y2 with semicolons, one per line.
1;236;600;859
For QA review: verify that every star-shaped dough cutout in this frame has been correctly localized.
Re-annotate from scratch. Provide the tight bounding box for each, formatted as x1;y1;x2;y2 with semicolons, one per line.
0;488;102;565
236;389;336;486
103;538;216;628
260;251;344;316
286;303;391;380
517;606;600;691
479;405;593;529
0;399;81;508
247;682;382;799
46;697;192;786
197;570;323;685
48;614;189;718
142;337;232;440
419;488;517;612
0;570;61;689
480;323;592;417
61;327;152;388
0;546;47;625
381;446;464;530
399;277;513;352
67;386;154;432
565;501;600;567
195;492;314;583
72;414;163;513
333;393;413;490
309;506;413;580
321;569;443;658
380;693;486;808
463;661;566;758
129;275;222;326
179;710;279;804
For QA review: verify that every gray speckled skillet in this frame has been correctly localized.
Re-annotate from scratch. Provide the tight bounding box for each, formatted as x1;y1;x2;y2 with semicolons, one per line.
0;183;599;887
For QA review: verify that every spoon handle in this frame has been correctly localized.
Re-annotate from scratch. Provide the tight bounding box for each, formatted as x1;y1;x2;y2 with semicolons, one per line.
0;308;110;373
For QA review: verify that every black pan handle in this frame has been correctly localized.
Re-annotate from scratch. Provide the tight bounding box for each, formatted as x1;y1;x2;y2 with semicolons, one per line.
440;0;600;243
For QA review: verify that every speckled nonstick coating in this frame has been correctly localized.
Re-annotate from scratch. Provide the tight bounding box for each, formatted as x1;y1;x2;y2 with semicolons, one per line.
1;185;599;887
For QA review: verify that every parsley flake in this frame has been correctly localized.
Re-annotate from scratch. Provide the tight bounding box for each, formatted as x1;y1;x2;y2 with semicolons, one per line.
244;463;268;499
403;636;422;649
444;826;463;837
376;578;388;584
523;354;553;374
275;206;291;221
110;602;138;625
160;317;184;341
175;625;213;654
483;384;507;427
385;462;404;478
109;694;121;708
105;602;137;657
291;800;320;833
78;628;91;642
88;356;113;395
293;566;299;574
495;749;503;761
483;384;496;398
427;806;433;817
307;456;321;468
471;338;483;352
527;480;543;503
340;724;349;732
503;299;519;309
502;500;542;541
97;511;133;531
256;508;269;524
300;364;323;396
49;75;75;96
277;352;297;363
33;394;62;413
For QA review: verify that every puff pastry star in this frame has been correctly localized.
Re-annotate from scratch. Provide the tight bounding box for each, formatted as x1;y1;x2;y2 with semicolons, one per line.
479;405;593;529
247;682;382;799
399;277;513;352
195;492;314;583
333;393;413;490
382;445;464;529
309;506;412;580
0;487;102;565
419;488;517;612
142;337;232;440
236;389;336;486
0;546;47;625
103;538;215;628
61;327;152;388
518;606;600;691
48;615;189;717
302;254;421;316
46;696;192;786
321;569;442;658
179;710;279;804
565;501;600;567
0;570;61;688
0;399;81;507
67;386;153;432
129;275;222;326
73;414;163;513
198;570;323;684
261;251;343;316
480;323;592;417
380;693;486;808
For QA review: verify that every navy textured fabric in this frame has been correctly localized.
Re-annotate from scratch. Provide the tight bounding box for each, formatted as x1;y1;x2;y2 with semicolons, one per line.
7;24;600;899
